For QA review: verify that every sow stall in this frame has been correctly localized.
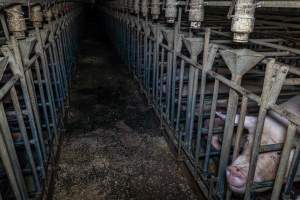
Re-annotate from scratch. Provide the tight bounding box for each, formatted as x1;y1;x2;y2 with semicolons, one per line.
0;1;83;199
102;0;300;199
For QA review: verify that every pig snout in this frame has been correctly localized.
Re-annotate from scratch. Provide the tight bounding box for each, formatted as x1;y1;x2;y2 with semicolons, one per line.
226;165;247;193
224;95;300;194
226;152;280;193
226;155;249;193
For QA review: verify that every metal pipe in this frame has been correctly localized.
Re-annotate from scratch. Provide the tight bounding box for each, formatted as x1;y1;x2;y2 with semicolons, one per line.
5;5;27;39
141;0;149;17
151;0;160;19
188;0;204;29
31;4;44;28
231;0;256;43
165;0;177;23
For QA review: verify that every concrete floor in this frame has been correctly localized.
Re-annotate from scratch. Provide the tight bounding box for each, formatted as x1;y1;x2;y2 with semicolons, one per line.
50;22;199;200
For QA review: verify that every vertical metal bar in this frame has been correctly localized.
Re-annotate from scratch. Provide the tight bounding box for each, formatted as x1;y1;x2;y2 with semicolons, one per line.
47;45;63;110
144;30;148;89
10;38;46;172
152;27;159;102
170;10;181;127
184;63;196;150
48;19;66;109
187;66;199;153
244;61;289;199
204;79;219;172
284;144;300;197
147;38;152;95
155;45;161;107
50;39;66;108
165;46;173;122
0;102;28;199
137;25;140;77
195;28;212;169
176;59;185;155
0;113;22;200
10;86;41;192
271;123;296;200
217;74;242;195
233;96;248;160
57;29;69;94
26;64;48;156
226;95;248;200
159;48;165;122
35;27;58;137
34;59;52;140
0;14;10;41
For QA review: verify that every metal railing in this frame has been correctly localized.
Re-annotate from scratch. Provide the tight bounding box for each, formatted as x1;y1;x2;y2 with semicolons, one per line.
102;2;300;199
0;2;83;199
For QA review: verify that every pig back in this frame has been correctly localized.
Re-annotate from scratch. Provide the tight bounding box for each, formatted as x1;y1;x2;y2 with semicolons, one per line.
268;95;300;133
269;96;300;180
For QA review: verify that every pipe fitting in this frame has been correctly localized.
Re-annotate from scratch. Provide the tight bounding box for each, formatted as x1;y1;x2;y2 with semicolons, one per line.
141;0;148;17
123;0;128;11
188;0;204;29
130;0;135;13
134;0;140;14
53;4;60;19
5;4;27;39
59;3;65;16
31;5;44;28
45;8;53;22
126;0;130;12
151;0;160;19
165;0;177;23
231;0;256;43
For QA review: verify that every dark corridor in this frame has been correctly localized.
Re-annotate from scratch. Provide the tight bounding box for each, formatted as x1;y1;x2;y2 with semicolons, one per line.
50;14;198;200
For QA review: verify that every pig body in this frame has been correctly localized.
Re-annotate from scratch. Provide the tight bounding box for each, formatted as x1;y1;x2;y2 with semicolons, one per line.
226;95;300;193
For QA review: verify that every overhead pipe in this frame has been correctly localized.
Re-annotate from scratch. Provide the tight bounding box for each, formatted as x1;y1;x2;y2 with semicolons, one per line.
5;4;27;39
130;0;135;13
165;0;177;23
231;0;256;43
134;0;140;14
188;0;204;29
31;4;44;28
141;0;149;17
151;0;160;19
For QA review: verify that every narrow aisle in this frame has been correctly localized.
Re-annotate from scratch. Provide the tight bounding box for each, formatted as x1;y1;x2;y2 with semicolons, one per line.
51;22;198;200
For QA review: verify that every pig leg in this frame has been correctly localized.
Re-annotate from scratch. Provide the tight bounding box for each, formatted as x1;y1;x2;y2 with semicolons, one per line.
204;117;225;150
211;135;222;150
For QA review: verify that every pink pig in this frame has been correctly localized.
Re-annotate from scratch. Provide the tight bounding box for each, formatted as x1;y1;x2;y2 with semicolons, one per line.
214;95;300;193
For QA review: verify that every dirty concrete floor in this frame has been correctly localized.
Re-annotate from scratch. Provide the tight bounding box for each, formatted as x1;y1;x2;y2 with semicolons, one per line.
51;21;199;200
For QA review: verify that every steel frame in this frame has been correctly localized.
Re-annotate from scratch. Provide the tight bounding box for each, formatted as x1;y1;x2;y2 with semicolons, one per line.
0;2;83;199
103;1;300;199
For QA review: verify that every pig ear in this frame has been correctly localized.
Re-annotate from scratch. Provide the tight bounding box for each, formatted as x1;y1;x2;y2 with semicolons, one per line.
215;112;257;132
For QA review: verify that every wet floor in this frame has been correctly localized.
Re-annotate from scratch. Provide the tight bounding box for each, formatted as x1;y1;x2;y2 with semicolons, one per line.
50;19;199;200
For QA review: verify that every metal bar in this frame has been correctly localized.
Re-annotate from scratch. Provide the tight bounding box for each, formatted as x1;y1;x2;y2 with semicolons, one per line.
204;1;300;8
203;79;219;172
10;86;41;192
0;75;19;100
0;102;28;199
176;59;185;155
245;60;289;200
271;123;296;199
